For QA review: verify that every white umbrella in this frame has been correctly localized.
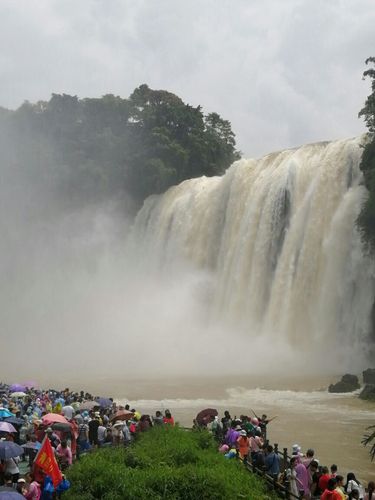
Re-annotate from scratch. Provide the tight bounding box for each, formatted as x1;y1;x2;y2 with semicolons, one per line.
10;392;26;398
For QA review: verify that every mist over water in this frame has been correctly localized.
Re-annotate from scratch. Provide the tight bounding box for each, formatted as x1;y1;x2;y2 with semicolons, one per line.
1;136;375;384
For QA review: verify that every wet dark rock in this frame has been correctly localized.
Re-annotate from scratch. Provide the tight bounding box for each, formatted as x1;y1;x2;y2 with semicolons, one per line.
363;368;375;385
328;374;360;393
359;384;375;400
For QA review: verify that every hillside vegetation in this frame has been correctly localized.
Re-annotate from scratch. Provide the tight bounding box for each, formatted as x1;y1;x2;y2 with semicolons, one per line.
65;426;274;500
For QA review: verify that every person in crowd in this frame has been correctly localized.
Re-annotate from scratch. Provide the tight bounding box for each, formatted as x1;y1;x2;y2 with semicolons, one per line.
25;472;42;500
258;413;277;438
226;423;241;448
56;440;72;470
210;415;222;441
236;430;250;461
2;471;14;489
321;477;343;499
122;422;132;446
286;456;302;497
335;475;346;499
221;411;232;434
16;477;28;496
249;431;261;463
4;455;20;483
295;459;309;498
319;466;332;493
153;411;164;425
88;413;100;447
345;473;364;500
309;460;322;498
45;427;60;449
365;481;375;500
264;444;280;481
330;464;338;477
302;448;315;468
112;421;124;446
97;421;107;447
163;409;174;425
138;415;152;432
77;417;90;452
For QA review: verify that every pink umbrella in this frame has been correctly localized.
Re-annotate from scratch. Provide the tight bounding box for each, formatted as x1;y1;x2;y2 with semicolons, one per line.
42;413;69;425
0;421;17;433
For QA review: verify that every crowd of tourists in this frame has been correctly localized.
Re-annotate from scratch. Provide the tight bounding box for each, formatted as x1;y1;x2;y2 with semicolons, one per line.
0;382;373;500
202;410;374;500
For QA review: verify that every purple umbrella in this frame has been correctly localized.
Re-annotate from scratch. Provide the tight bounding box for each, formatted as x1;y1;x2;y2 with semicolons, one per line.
0;422;17;433
9;384;26;393
0;441;23;459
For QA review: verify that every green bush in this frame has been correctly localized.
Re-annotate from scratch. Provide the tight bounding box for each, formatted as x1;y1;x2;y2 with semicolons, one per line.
65;426;275;499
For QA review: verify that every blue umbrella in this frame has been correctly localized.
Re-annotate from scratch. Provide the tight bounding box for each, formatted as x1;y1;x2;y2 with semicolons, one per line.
0;409;15;419
3;417;24;426
95;397;113;408
0;490;25;499
0;441;24;459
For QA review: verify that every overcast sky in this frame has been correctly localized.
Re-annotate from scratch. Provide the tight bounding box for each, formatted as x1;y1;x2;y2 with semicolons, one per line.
1;0;374;156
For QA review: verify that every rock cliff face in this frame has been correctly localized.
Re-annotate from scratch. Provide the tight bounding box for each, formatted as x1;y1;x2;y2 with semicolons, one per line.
359;369;375;400
328;374;360;393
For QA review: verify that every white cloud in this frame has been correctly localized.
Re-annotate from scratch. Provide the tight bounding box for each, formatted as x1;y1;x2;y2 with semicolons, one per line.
0;0;374;156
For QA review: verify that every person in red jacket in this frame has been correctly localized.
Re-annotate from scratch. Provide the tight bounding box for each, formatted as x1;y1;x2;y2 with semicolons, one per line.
163;409;174;425
321;478;343;500
319;466;331;492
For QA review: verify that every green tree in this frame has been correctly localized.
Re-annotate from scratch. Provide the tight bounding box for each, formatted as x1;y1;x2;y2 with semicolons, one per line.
0;86;240;211
357;57;375;251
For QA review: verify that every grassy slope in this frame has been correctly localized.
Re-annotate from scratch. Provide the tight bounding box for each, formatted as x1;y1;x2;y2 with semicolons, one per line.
65;426;275;499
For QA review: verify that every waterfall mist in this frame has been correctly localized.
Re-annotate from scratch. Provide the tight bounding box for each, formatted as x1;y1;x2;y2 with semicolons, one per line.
1;136;374;386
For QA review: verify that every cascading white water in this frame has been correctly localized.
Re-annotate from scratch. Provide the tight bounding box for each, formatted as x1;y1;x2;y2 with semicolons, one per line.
131;137;375;371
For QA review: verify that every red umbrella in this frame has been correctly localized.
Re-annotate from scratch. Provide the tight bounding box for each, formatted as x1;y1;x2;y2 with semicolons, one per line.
195;408;218;426
42;413;69;425
110;410;134;422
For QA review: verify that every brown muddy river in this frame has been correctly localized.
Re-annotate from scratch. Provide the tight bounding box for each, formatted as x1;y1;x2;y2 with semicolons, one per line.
61;373;375;482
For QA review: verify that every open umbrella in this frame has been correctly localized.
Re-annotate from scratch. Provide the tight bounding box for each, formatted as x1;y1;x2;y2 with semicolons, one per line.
110;410;134;423
195;408;218;426
0;489;25;499
22;441;41;450
79;401;99;411
0;409;15;419
42;413;69;425
3;417;24;426
10;392;26;399
95;397;113;408
0;441;24;459
51;422;72;433
9;384;26;393
0;422;17;433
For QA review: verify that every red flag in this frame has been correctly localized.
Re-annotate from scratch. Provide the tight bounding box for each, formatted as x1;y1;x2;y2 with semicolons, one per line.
34;436;63;487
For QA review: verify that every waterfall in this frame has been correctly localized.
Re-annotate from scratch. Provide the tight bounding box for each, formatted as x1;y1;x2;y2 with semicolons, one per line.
131;137;375;371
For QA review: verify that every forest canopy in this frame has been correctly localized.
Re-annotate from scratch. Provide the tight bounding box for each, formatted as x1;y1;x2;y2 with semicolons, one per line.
0;85;240;211
357;57;375;251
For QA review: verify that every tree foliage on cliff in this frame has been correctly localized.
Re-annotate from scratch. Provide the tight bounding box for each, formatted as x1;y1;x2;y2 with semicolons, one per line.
0;86;240;210
357;57;375;251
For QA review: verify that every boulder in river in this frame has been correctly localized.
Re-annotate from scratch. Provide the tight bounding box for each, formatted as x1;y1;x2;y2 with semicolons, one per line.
328;374;360;393
359;384;375;400
363;368;375;385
